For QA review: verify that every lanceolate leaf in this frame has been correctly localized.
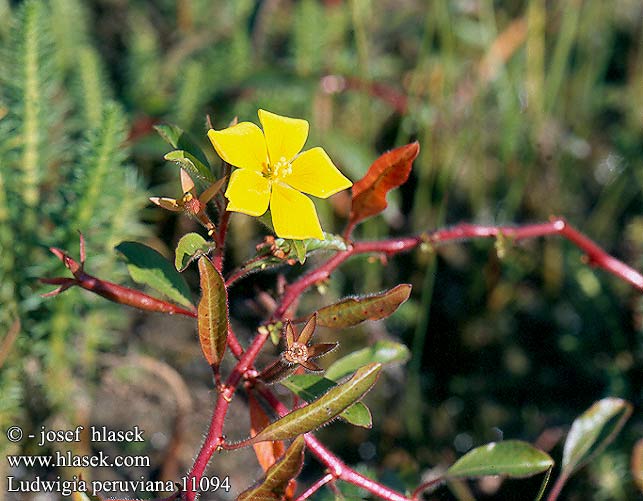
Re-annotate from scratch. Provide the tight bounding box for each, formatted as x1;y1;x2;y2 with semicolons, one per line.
282;374;373;428
561;398;632;478
349;142;419;226
154;123;213;180
175;232;216;271
238;435;305;501
115;241;193;308
447;441;554;479
249;392;286;472
247;363;381;445
197;257;228;368
315;284;412;329
325;340;410;381
165;149;214;183
446;441;553;500
333;401;372;429
304;233;348;253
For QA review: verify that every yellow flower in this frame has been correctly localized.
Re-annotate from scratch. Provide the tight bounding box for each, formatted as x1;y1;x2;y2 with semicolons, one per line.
207;109;352;240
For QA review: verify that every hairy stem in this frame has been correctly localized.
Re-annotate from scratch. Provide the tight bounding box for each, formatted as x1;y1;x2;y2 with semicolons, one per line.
182;217;643;500
293;473;334;501
184;329;269;501
274;217;643;319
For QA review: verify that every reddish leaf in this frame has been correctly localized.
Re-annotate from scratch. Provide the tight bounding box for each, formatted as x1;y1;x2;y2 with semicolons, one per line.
284;478;297;500
197;257;228;368
315;284;412;328
350;142;419;226
237;436;305;500
249;393;286;472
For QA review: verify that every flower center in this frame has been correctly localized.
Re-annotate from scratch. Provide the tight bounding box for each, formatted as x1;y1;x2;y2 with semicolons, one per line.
264;156;292;180
181;192;201;215
284;342;308;364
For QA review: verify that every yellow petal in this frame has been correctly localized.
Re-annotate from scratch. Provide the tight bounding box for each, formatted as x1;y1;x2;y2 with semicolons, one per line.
258;109;309;165
225;169;270;216
208;122;268;171
288;147;352;198
270;183;324;240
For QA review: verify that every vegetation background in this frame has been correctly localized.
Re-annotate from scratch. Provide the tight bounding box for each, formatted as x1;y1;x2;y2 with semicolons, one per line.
1;0;643;499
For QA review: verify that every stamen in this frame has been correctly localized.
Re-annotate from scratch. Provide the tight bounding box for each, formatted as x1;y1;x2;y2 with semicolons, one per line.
269;156;293;180
284;342;309;364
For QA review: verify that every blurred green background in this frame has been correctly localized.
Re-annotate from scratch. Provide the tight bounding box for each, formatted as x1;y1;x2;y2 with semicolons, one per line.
1;0;643;499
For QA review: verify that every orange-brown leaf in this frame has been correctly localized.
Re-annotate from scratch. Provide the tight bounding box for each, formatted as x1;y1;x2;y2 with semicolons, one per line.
350;142;419;226
249;393;286;472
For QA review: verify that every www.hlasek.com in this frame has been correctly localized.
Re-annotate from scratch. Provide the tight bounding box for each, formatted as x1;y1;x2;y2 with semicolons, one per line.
5;424;231;497
7;449;151;468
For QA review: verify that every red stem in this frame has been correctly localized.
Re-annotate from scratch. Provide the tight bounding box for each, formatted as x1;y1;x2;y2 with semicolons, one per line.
224;254;268;287
304;435;412;501
546;471;569;501
212;163;232;273
274;218;643;319
411;476;444;499
226;324;243;358
42;273;198;318
184;329;269;501
343;220;357;241
182;217;643;500
428;218;643;290
293;473;334;501
273;236;421;319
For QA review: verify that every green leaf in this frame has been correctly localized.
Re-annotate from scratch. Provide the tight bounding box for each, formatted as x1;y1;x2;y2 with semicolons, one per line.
257;211;276;233
302;233;348;254
197;257;228;368
154;123;185;148
282;374;373;428
561;398;632;477
448;440;554;478
175;232;216;271
233;256;291;280
154;123;212;179
247;363;381;444
315;284;412;328
291;239;307;264
238;435;305;500
448;440;554;479
339;401;372;429
164;149;214;183
115;241;193;308
325;340;410;381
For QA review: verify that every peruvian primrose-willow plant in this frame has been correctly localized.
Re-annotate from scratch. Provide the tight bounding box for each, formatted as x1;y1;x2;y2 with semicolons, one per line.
43;110;642;501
